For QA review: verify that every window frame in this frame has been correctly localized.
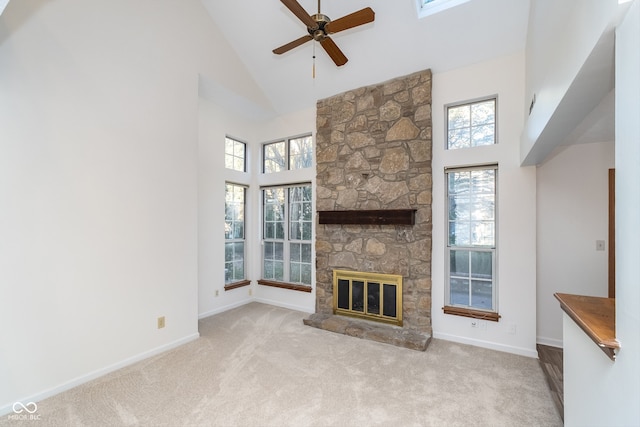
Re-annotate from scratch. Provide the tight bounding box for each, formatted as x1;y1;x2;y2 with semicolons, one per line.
444;164;500;321
445;96;498;150
258;183;313;292
417;0;471;18
224;182;250;290
262;134;313;173
224;136;247;173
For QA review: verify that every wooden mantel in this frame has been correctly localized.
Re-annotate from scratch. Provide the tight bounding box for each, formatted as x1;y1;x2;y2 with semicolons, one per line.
555;293;620;361
317;209;416;226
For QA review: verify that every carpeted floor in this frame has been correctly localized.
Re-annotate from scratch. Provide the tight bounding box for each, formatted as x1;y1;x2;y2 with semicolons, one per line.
2;303;563;426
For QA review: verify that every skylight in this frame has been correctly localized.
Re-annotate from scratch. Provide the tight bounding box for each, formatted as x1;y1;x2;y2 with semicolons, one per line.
417;0;471;18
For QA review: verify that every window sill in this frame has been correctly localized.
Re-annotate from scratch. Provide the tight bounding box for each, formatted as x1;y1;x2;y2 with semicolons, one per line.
258;279;312;293
224;280;251;291
443;306;500;322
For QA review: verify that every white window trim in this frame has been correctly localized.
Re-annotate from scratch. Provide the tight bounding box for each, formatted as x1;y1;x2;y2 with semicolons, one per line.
261;133;313;174
224;136;247;173
445;95;498;150
260;183;313;286
444;164;498;313
224;182;248;285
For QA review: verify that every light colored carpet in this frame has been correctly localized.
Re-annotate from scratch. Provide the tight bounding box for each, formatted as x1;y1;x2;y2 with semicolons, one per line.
2;303;562;426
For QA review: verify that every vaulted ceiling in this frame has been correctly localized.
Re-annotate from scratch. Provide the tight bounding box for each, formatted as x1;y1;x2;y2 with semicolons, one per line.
200;0;530;116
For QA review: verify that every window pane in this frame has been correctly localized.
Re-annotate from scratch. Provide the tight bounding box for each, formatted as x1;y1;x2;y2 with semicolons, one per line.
290;243;300;262
225;243;233;262
301;243;312;263
471;221;494;246
450;278;469;306
471;280;492;310
449;221;470;246
450;250;470;277
447;99;495;150
471;169;495;194
471;100;495;126
264;188;285;240
448;105;470;129
290;263;301;283
290;136;313;170
225;137;246;172
470;195;494;220
264;141;286;173
471;251;492;279
301;264;312;285
449;196;470;221
225;242;245;283
225;185;245;240
472;124;495;147
289;186;312;242
448;128;470;150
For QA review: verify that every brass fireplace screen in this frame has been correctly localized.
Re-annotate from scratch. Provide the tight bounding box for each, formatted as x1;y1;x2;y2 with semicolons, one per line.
333;270;403;326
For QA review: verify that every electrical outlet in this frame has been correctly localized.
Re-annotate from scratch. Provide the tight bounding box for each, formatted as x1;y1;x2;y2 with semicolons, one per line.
215;290;219;297
596;240;606;251
249;288;253;296
157;316;165;329
471;320;478;328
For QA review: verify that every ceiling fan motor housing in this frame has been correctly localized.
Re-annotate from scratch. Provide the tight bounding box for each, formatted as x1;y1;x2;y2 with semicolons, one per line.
309;14;330;41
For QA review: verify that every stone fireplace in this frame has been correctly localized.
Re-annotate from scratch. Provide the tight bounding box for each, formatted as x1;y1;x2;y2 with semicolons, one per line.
304;69;433;351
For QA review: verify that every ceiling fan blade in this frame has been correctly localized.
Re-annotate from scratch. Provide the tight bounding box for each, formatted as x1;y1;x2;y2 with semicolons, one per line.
320;37;348;66
280;0;318;30
273;35;313;55
325;7;375;34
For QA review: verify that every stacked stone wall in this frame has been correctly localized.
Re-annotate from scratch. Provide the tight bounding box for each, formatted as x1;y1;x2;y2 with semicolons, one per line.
315;69;433;334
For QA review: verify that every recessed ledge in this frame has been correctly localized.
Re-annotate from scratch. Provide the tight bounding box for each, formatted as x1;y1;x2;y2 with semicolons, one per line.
555;292;620;361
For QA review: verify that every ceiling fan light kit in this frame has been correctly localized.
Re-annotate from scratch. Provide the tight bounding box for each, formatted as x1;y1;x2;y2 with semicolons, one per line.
273;0;375;67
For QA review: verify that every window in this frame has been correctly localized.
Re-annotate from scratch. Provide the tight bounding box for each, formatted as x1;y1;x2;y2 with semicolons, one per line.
445;165;498;320
263;135;313;173
225;183;246;285
225;137;246;172
418;0;471;17
447;98;496;150
260;184;313;288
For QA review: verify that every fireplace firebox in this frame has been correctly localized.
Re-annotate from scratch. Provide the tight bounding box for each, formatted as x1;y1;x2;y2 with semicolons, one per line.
333;270;403;326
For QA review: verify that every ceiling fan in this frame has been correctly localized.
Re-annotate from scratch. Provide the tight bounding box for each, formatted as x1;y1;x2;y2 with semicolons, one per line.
273;0;375;67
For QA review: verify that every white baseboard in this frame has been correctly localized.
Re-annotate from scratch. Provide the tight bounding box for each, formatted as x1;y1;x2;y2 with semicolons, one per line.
433;331;539;358
198;299;252;319
536;336;563;348
252;297;313;315
0;333;200;417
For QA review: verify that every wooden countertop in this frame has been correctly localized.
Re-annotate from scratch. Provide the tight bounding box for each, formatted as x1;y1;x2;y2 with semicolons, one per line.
555;293;619;361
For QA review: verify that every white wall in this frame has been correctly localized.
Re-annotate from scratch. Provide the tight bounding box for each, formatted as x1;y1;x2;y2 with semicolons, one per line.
431;52;539;358
197;97;258;318
0;0;272;413
565;1;640;425
536;142;614;347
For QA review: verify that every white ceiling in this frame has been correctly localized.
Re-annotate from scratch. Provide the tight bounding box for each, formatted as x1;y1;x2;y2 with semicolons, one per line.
200;0;530;116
